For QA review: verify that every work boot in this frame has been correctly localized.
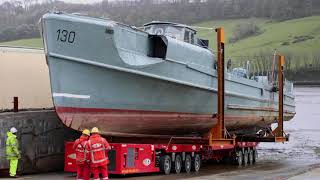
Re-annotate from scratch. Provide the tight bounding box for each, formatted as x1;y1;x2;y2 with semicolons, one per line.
10;175;19;178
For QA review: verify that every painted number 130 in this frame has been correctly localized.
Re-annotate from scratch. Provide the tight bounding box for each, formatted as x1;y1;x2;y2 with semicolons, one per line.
57;29;76;43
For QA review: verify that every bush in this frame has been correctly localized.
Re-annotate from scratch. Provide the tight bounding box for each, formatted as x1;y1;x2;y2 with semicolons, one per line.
229;21;261;43
0;24;40;42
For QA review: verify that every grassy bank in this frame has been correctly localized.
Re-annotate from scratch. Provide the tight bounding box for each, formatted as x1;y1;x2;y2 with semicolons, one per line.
0;38;43;48
196;16;320;59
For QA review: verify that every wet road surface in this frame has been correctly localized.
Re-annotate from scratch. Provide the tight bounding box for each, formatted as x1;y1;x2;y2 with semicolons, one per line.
3;86;320;179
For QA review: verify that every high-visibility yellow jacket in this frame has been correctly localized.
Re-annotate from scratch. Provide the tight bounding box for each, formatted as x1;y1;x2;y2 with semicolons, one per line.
6;132;20;160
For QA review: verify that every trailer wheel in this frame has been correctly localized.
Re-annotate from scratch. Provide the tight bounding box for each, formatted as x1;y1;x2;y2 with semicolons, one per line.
253;149;258;164
160;155;172;175
243;150;248;166
184;154;192;173
248;149;254;165
172;154;182;174
192;154;201;172
236;150;243;166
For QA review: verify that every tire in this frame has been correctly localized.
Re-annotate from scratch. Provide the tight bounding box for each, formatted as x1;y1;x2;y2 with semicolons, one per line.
184;154;192;173
248;149;254;165
243;150;248;166
223;156;233;164
236;150;243;166
172;154;182;174
160;155;171;175
192;154;201;172
253;149;258;164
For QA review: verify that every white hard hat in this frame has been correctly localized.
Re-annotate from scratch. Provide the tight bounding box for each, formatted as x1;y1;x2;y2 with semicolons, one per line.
10;127;18;133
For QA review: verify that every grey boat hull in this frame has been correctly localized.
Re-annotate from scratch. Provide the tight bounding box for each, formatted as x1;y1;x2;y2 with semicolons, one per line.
41;13;295;137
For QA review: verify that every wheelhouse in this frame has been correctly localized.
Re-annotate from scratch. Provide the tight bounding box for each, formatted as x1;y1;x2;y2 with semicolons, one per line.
144;21;208;48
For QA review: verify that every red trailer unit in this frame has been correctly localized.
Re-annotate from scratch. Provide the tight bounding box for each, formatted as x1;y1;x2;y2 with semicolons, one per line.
64;141;258;175
64;142;77;172
109;143;159;174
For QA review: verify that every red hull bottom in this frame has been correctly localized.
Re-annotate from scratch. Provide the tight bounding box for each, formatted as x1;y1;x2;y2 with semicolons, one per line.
56;107;292;137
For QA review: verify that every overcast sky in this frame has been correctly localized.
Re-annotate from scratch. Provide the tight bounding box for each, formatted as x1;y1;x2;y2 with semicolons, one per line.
58;0;103;3
0;0;105;4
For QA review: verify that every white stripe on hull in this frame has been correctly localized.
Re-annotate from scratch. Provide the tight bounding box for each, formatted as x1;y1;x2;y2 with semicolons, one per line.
53;93;90;99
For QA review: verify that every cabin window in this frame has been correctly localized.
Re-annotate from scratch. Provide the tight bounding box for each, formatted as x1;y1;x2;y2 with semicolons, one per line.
191;33;194;44
145;25;184;41
165;26;183;40
184;30;190;43
154;27;165;35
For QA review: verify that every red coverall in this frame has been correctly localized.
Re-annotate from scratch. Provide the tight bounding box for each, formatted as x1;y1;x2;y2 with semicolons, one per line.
73;135;90;180
88;134;111;180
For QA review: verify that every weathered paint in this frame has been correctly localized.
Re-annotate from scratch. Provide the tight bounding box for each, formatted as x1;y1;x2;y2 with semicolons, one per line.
41;13;295;137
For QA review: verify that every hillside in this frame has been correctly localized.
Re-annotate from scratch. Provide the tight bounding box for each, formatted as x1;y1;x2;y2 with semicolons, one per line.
1;16;320;60
196;16;320;59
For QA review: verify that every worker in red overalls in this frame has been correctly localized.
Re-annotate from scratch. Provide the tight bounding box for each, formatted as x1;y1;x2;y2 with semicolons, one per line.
88;127;111;180
73;129;91;180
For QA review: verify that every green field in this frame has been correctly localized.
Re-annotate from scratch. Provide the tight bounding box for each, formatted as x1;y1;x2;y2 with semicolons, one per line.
196;16;320;59
0;38;43;48
1;16;319;59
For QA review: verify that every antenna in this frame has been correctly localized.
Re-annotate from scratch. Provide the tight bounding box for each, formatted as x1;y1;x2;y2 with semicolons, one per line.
271;49;277;85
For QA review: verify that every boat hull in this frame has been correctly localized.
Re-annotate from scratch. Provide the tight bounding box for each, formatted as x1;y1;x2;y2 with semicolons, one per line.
49;55;294;137
41;13;295;137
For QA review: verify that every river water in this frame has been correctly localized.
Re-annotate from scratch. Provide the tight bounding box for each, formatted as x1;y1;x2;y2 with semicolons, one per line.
259;86;320;162
254;85;320;179
286;86;320;130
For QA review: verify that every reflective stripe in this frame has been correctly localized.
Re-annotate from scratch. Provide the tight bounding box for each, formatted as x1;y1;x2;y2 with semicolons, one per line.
83;141;87;162
6;156;19;158
88;140;107;164
6;144;17;147
76;141;88;162
91;158;107;163
91;148;107;152
76;149;85;152
6;153;18;156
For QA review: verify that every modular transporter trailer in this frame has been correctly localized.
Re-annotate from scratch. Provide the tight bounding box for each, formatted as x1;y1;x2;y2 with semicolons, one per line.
64;139;259;175
63;28;289;176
